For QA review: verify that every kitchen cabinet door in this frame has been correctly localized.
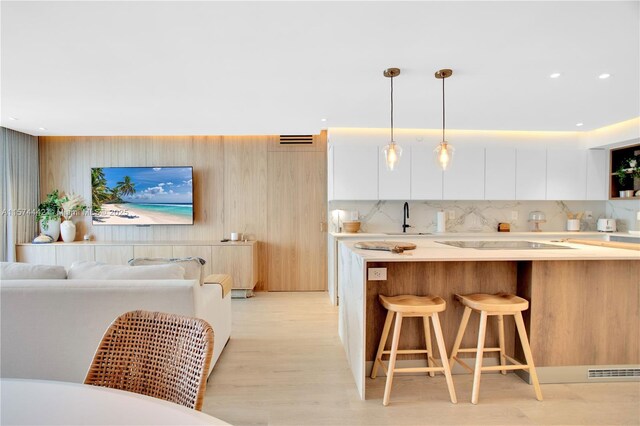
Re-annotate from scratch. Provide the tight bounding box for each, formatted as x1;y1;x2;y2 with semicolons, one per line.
331;145;378;200
410;145;443;200
485;148;516;200
379;144;410;200
546;149;587;200
443;146;485;200
516;149;546;200
586;149;609;200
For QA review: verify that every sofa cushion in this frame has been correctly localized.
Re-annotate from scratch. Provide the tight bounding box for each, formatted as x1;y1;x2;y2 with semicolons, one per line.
68;261;185;280
1;262;67;280
128;257;204;284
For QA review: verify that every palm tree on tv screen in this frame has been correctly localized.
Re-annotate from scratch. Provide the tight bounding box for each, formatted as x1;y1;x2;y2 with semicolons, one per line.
91;168;109;212
116;176;136;198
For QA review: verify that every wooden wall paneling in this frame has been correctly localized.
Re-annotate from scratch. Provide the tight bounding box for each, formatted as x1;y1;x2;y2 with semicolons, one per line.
94;245;134;265
192;136;225;243
172;245;214;277
55;245;95;268
37;133;327;292
223;136;269;290
365;261;517;361
133;245;173;259
210;245;255;289
15;245;56;265
267;141;327;291
525;260;639;366
39;136;225;244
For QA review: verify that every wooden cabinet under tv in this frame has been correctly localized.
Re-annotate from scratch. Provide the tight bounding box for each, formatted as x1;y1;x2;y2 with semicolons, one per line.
609;143;640;200
15;240;259;297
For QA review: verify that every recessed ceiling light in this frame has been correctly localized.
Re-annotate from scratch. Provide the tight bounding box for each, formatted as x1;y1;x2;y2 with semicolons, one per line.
598;73;611;79
9;117;19;121
576;123;584;127
38;127;47;131
320;118;327;122
549;73;561;79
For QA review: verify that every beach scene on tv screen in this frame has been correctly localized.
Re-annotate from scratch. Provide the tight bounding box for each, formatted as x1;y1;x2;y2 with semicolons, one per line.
92;167;193;225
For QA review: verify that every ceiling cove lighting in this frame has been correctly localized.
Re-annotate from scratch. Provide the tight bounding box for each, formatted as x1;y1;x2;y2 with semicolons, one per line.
549;72;561;79
382;67;402;171
434;68;454;171
598;73;611;79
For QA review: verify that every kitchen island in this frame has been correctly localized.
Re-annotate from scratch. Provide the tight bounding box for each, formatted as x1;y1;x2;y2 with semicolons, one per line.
337;238;640;399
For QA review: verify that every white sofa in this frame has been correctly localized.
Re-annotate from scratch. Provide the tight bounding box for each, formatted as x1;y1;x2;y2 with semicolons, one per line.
1;263;232;383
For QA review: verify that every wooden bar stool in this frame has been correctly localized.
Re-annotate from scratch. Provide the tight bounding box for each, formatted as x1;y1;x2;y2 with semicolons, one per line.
370;295;457;406
449;293;543;404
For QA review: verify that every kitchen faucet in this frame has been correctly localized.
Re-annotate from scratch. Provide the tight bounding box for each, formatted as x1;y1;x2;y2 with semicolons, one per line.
402;202;411;233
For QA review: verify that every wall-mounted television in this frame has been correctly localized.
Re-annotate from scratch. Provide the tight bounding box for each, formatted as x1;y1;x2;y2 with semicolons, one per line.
91;166;194;225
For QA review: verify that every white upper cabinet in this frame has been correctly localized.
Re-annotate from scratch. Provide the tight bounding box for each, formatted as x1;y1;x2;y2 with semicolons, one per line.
586;149;609;200
410;145;443;200
516;149;546;200
378;144;411;200
485;148;516;200
330;144;378;200
442;146;485;200
546;149;587;200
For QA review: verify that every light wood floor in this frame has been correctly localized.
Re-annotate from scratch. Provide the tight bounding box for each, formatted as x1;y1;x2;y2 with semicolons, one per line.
203;292;640;425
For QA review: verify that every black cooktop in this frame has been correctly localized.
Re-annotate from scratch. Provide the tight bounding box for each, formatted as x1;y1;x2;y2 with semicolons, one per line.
436;241;573;250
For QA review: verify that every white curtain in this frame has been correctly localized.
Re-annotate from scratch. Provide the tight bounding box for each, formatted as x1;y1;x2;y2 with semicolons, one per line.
1;127;39;262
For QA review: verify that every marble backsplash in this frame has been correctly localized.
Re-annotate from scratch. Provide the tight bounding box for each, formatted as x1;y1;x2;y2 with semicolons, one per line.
329;200;615;234
606;200;640;233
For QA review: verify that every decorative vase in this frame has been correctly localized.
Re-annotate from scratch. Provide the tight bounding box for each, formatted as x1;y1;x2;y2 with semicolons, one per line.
60;219;76;243
40;218;61;241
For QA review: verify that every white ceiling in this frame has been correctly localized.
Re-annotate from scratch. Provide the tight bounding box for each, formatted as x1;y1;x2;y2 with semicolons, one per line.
1;1;639;136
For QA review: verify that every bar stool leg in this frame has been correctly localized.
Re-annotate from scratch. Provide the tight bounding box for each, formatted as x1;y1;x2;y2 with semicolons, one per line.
431;313;457;404
371;310;395;379
423;316;435;377
471;310;488;405
383;313;404;406
449;306;472;369
497;314;507;375
514;312;543;401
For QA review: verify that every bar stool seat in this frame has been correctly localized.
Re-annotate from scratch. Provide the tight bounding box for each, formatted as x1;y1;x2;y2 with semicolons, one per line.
379;295;447;314
371;294;457;406
449;293;543;404
456;293;529;313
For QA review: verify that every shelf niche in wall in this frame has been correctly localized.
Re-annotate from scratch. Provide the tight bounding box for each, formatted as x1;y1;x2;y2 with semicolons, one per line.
609;143;640;200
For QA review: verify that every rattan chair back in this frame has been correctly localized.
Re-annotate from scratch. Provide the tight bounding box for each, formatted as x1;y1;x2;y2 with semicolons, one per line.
84;310;214;411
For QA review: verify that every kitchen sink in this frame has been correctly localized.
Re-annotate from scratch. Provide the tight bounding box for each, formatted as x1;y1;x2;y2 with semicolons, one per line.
384;232;432;236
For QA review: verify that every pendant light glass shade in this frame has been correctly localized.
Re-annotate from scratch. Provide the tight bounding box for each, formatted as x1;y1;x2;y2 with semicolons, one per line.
434;69;453;170
383;68;401;171
383;141;403;171
434;141;454;170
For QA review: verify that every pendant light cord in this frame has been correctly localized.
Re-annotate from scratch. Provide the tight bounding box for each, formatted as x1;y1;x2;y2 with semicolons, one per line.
442;76;446;142
390;75;394;142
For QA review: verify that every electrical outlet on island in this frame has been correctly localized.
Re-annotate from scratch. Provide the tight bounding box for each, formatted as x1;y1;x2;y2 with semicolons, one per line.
368;268;387;281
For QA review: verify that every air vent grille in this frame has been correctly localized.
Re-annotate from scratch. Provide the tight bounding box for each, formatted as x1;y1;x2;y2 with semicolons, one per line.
279;135;314;145
588;368;640;378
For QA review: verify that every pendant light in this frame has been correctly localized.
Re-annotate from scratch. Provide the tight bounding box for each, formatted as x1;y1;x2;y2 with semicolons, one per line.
434;69;454;170
383;68;402;171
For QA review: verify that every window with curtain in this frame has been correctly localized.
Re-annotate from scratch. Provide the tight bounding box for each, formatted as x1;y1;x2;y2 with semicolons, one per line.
1;127;39;262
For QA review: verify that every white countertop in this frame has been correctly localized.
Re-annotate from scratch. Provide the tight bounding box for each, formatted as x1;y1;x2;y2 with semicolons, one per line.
331;231;638;240
341;238;640;262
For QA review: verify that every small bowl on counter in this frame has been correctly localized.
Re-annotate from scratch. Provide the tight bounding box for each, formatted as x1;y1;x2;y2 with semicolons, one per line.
342;221;361;233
